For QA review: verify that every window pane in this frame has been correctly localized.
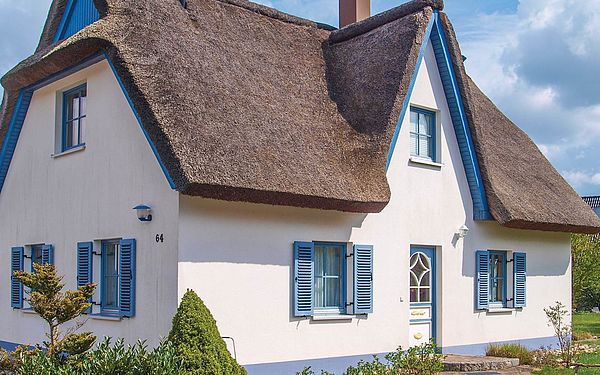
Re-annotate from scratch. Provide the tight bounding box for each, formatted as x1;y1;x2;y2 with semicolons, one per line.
324;278;341;307
80;95;87;117
79;117;86;144
496;279;504;302
72;119;80;146
65;120;74;148
410;111;418;133
314;276;324;308
419;113;430;135
72;96;80;119
410;133;418;156
324;246;341;276
421;271;430;287
410;272;418;286
314;246;324;277
419;288;430;302
410;288;418;302
419;135;430;158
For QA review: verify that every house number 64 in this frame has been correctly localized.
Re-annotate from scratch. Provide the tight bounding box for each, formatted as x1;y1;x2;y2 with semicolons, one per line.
156;234;164;243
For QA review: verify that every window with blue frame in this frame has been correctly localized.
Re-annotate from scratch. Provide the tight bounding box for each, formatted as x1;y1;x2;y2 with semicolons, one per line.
62;84;87;151
101;239;120;314
410;107;436;161
489;251;507;307
314;243;346;313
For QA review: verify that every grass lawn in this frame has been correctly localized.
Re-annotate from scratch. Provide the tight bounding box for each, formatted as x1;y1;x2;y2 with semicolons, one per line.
533;337;600;374
574;313;600;337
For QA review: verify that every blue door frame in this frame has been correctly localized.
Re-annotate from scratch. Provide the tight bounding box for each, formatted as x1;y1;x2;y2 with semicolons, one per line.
409;246;436;344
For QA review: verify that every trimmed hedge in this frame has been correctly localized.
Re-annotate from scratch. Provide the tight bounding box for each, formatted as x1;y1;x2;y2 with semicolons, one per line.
168;289;246;375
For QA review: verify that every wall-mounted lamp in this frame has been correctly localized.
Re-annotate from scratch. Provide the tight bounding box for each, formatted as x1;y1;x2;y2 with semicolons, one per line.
457;224;469;238
133;204;152;222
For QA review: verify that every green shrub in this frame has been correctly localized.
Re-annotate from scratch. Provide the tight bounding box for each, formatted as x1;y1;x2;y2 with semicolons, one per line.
573;331;594;341
168;289;246;375
341;340;444;375
11;338;180;375
13;263;96;357
486;343;534;365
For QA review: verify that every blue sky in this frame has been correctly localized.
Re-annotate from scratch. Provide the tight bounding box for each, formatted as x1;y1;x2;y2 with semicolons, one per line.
1;0;599;196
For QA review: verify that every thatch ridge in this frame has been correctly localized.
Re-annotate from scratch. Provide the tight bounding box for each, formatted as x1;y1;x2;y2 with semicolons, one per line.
330;0;442;44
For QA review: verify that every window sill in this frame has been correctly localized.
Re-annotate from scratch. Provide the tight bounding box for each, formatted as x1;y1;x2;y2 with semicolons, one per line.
21;308;38;315
90;314;122;321
51;144;85;158
486;307;520;314
409;157;443;168
311;314;358;321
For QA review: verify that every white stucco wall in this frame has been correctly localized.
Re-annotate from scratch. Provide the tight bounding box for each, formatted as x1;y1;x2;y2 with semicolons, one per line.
178;43;571;367
0;60;179;347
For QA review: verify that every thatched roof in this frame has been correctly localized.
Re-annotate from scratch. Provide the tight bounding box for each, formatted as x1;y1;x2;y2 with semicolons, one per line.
1;0;599;233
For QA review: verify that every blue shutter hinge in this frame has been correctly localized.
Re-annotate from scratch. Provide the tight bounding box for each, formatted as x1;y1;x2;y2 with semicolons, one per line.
23;254;31;259
345;252;354;259
92;251;102;256
345;302;354;307
507;298;514;302
507;258;514;263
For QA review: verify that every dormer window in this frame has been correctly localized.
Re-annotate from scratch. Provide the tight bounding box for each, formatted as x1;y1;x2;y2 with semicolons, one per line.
62;84;87;152
409;107;436;161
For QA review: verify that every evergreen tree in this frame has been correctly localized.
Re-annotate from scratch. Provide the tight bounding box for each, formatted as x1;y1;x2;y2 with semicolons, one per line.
168;289;246;374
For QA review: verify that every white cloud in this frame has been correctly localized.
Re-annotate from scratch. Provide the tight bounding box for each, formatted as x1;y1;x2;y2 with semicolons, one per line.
562;170;600;188
458;0;600;195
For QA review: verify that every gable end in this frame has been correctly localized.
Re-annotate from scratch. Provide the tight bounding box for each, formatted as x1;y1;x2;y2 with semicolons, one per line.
386;11;491;221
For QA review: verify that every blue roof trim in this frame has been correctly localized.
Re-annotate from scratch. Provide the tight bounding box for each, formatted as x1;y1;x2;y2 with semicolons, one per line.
386;15;435;170
102;51;177;189
0;91;30;195
53;0;100;43
429;11;491;220
0;53;175;195
386;12;491;221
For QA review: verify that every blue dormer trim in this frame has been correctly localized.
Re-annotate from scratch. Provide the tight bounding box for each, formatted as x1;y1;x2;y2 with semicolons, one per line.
53;0;100;43
386;11;491;221
0;53;176;196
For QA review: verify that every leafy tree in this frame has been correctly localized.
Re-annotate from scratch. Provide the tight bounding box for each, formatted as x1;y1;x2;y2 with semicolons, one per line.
13;263;96;356
168;289;246;374
571;234;600;311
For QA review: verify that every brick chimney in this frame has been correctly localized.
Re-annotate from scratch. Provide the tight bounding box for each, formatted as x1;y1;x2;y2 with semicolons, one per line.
339;0;371;28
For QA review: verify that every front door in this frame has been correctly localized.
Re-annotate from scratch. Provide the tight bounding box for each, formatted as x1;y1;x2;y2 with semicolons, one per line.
409;246;436;347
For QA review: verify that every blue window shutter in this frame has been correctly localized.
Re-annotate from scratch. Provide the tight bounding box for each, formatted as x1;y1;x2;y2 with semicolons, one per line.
10;247;24;309
119;239;136;317
513;252;526;308
476;250;489;310
293;241;314;317
353;244;373;314
41;244;54;265
77;242;93;313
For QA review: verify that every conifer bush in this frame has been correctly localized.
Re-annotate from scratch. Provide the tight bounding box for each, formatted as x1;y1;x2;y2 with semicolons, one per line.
168;289;246;374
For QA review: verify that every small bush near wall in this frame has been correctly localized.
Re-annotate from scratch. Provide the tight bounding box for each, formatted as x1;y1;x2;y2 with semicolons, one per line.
0;339;181;375
297;341;444;375
168;289;246;375
486;343;534;365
